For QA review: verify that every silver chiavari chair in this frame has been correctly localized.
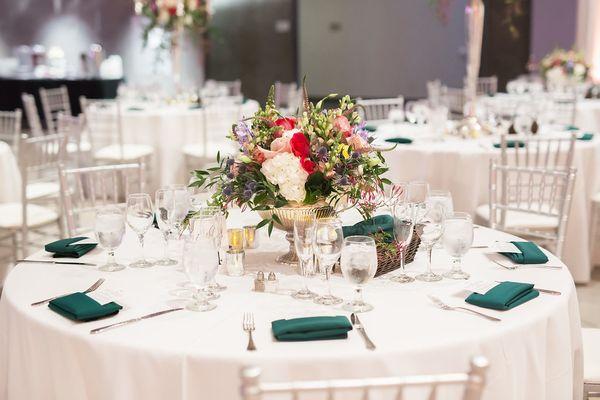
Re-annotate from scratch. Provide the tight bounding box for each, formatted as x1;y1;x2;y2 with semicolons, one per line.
241;356;489;400
357;97;405;123
21;93;44;136
59;163;144;237
0;109;22;152
485;160;576;258
498;132;577;171
469;76;498;96
444;87;466;114
56;113;88;168
39;85;71;134
274;81;302;112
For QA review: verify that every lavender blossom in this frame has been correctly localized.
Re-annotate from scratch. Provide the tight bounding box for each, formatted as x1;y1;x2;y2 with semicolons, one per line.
234;121;253;145
354;121;370;140
223;185;233;197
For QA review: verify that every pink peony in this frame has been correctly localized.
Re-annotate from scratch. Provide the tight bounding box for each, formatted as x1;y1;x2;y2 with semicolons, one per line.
346;134;370;152
333;115;352;137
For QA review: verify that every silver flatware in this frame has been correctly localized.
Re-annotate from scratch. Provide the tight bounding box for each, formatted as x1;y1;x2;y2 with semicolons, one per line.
470;245;488;249
350;313;376;350
90;307;184;334
31;278;105;306
428;295;501;322
491;259;562;270
243;312;256;351
17;259;97;266
494;281;561;296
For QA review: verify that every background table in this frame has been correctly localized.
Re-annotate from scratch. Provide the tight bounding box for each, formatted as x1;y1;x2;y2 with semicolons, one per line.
576;99;600;133
375;124;600;283
0;209;583;400
0;142;20;203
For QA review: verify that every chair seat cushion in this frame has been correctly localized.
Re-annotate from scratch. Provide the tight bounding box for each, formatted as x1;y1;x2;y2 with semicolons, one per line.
94;144;154;161
584;328;600;383
475;204;559;230
0;203;58;229
26;182;60;200
66;141;92;153
182;142;236;158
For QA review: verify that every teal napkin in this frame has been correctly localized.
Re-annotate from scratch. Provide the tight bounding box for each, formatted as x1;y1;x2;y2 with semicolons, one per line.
49;292;122;321
566;125;579;131
465;281;539;310
45;237;97;258
364;125;378;132
493;141;525;148
500;241;548;264
127;106;145;111
342;215;394;239
272;316;353;341
385;137;413;144
188;103;202;110
578;132;594;141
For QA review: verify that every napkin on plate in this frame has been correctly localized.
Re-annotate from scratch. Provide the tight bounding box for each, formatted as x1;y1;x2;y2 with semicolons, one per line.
364;125;378;132
272;316;353;341
45;237;97;258
578;132;594;141
48;292;122;321
385;137;413;144
188;104;202;110
465;281;539;310
493;141;525;148
500;241;548;264
565;125;579;131
342;215;394;239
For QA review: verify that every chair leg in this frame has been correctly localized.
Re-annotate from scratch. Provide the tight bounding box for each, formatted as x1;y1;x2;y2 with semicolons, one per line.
11;233;18;261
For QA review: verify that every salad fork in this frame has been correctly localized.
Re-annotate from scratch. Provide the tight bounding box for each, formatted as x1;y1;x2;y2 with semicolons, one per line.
243;312;256;351
428;295;501;322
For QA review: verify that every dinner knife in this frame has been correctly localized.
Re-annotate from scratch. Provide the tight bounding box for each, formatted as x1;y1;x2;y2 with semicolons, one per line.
16;259;97;267
494;281;561;296
90;307;184;334
350;313;376;350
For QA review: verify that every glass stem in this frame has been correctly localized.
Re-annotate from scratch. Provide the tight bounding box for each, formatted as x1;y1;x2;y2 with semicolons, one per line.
399;248;406;276
427;246;434;274
354;286;364;305
163;232;169;259
452;257;462;272
300;258;309;292
325;265;333;297
107;250;115;265
138;234;145;261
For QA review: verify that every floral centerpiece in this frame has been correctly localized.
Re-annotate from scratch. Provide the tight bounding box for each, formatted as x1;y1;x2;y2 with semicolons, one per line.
189;84;390;263
541;48;590;87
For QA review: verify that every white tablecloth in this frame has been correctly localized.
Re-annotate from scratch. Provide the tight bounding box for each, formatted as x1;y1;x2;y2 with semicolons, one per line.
576;99;600;133
376;124;600;283
0;209;583;399
0;142;20;203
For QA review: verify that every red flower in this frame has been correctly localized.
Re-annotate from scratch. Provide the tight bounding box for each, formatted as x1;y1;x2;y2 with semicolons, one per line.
300;158;316;174
167;6;177;16
275;117;296;131
290;132;310;159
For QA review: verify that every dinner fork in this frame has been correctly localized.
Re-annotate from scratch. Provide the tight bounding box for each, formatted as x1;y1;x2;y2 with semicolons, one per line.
427;295;501;322
243;312;256;351
31;278;105;306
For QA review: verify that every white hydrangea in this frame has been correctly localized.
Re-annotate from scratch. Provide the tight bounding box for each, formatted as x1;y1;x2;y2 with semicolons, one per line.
574;63;587;77
260;153;308;203
546;66;567;84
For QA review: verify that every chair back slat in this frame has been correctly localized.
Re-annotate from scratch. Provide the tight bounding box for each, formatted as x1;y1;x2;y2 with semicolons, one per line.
0;109;22;151
357;97;404;123
57;113;86;167
80;97;124;158
39;85;71;133
21;93;44;136
274;81;302;110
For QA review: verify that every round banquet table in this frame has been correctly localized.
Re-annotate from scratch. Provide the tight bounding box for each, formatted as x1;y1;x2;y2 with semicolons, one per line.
375;123;600;284
0;209;583;400
0;141;20;203
576;99;600;133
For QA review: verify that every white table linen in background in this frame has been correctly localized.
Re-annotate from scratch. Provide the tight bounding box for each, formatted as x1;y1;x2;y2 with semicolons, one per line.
576;99;600;133
375;123;600;283
0;141;20;203
0;209;583;400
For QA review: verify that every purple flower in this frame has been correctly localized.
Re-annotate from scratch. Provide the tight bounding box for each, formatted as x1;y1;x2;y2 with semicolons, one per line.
227;172;234;179
338;176;349;186
226;158;235;167
351;151;360;159
354;122;370;140
243;189;253;199
317;146;328;161
223;185;233;197
234;121;253;145
245;181;257;192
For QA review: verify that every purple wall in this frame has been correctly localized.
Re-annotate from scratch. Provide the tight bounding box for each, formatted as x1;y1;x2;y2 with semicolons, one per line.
531;0;577;61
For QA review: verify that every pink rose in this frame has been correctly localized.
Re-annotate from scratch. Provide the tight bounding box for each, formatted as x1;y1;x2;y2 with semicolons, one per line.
270;136;292;153
346;134;370;152
333;115;352;137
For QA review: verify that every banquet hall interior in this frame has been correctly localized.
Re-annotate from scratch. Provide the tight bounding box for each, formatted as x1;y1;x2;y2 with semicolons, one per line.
1;0;600;399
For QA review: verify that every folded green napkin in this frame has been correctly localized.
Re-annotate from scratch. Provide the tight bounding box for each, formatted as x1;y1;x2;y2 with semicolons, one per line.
385;137;413;144
342;215;394;239
578;132;594;141
566;125;579;131
45;237;97;258
364;125;377;132
493;141;525;148
188;104;202;110
272;316;353;341
49;292;122;321
466;281;539;310
500;241;548;264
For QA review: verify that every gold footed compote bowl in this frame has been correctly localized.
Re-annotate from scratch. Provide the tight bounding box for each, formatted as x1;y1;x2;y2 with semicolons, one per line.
257;203;336;265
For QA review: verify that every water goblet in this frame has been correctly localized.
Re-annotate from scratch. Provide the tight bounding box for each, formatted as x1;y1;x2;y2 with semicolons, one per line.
407;180;430;223
154;189;179;266
415;203;445;282
443;212;473;280
126;193;154;268
182;239;218;312
313;218;344;305
95;206;126;272
292;214;317;299
340;236;378;313
391;204;414;283
426;190;453;219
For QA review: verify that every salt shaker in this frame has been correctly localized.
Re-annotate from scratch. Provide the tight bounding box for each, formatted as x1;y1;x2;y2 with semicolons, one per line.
265;272;278;293
254;271;265;292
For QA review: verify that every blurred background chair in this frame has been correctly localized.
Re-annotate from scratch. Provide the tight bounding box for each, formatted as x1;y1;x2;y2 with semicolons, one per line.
39;85;71;134
21;93;44;137
0;109;22;152
357;96;405;123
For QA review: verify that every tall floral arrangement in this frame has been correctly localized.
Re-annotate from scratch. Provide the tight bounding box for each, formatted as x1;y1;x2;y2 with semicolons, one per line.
190;84;390;233
541;48;589;85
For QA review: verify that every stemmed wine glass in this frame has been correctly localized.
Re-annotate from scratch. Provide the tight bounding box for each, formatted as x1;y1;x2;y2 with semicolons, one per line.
407;180;430;223
182;239;218;312
443;212;473;280
426;190;453;249
126;193;154;268
415;203;445;282
391;203;414;283
313;218;344;305
292;214;317;299
95;206;126;272
154;189;178;266
340;236;378;313
385;182;408;215
192;206;227;292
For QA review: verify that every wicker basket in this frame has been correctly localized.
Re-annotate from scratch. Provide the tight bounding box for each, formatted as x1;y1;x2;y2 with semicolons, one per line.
374;224;422;277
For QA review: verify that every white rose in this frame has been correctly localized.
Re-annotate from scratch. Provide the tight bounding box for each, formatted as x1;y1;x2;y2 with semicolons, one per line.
260;153;308;203
574;63;586;77
546;66;566;84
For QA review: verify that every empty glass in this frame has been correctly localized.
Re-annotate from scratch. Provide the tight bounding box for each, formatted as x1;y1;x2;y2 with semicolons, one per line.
95;206;126;272
385;182;408;215
340;236;378;313
292;214;317;299
514;114;533;135
126;193;154;268
155;189;178;266
190;211;226;296
443;212;473;280
391;203;414;283
182;239;218;312
426;190;453;219
313;218;344;305
415;203;445;282
407;181;430;223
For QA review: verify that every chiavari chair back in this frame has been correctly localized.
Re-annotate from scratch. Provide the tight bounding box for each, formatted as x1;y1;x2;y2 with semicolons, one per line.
357;97;405;123
21;93;44;137
59;163;144;237
471;76;498;96
0;109;22;151
57;113;88;168
498;132;577;171
39;85;71;134
274;81;302;111
241;356;489;400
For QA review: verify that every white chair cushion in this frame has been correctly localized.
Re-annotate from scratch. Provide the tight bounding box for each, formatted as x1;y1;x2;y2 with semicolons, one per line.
584;328;600;383
66;141;92;153
475;204;559;230
94;144;154;161
0;203;58;229
182;142;236;159
26;182;60;200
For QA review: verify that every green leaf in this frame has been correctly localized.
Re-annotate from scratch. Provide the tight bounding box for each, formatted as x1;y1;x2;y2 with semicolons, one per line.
256;219;270;230
271;214;282;225
268;221;274;236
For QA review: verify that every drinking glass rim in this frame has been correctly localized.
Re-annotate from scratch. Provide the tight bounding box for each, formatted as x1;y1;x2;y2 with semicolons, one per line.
343;235;375;245
445;211;472;221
